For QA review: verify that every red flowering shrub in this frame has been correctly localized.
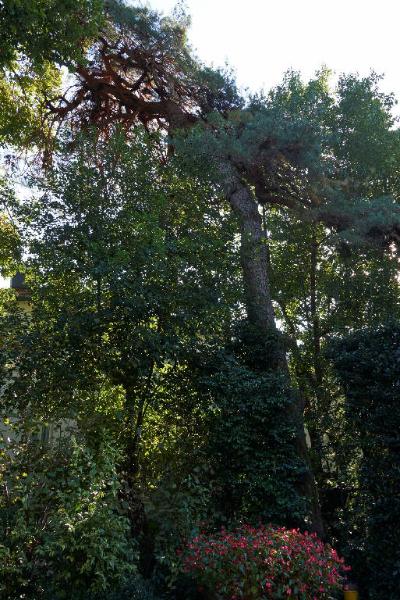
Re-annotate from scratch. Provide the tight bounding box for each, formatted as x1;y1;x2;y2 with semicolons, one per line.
181;525;349;599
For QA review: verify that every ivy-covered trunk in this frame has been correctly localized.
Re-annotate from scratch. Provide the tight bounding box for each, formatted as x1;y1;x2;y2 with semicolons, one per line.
223;170;324;536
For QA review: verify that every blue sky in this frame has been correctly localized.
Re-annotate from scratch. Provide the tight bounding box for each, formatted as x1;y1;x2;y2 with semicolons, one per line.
147;0;400;102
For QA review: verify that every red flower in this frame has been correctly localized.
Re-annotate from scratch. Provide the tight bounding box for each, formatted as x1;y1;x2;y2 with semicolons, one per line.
180;524;349;600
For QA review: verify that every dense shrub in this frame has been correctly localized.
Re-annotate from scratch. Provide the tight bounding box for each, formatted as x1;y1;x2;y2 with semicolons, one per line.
89;575;162;600
196;325;309;528
181;525;348;599
329;324;400;599
0;435;135;599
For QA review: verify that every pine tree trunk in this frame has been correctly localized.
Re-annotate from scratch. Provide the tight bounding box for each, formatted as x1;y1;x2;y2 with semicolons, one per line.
221;168;276;334
222;167;324;537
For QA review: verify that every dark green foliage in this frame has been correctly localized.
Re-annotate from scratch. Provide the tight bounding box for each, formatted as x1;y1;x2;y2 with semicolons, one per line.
332;73;400;192
329;325;400;599
0;128;239;595
0;129;237;417
0;0;104;69
0;435;135;600
89;575;163;600
195;325;307;527
0;0;104;147
2;0;400;595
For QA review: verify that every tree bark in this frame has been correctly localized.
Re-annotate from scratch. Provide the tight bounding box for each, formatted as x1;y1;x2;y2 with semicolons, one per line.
221;166;324;536
221;169;276;334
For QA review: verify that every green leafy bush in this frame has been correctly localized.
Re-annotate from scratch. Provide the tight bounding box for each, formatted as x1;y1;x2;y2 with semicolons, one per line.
181;525;348;599
197;333;308;527
0;435;136;599
329;324;400;599
143;468;212;577
89;575;162;600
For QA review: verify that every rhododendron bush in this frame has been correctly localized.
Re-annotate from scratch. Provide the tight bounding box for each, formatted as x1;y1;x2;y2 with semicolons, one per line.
181;525;348;599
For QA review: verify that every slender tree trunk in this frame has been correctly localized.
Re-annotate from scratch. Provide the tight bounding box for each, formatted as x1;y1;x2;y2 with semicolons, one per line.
122;370;156;572
121;386;143;537
221;167;324;536
306;231;329;536
221;169;276;335
310;232;323;389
